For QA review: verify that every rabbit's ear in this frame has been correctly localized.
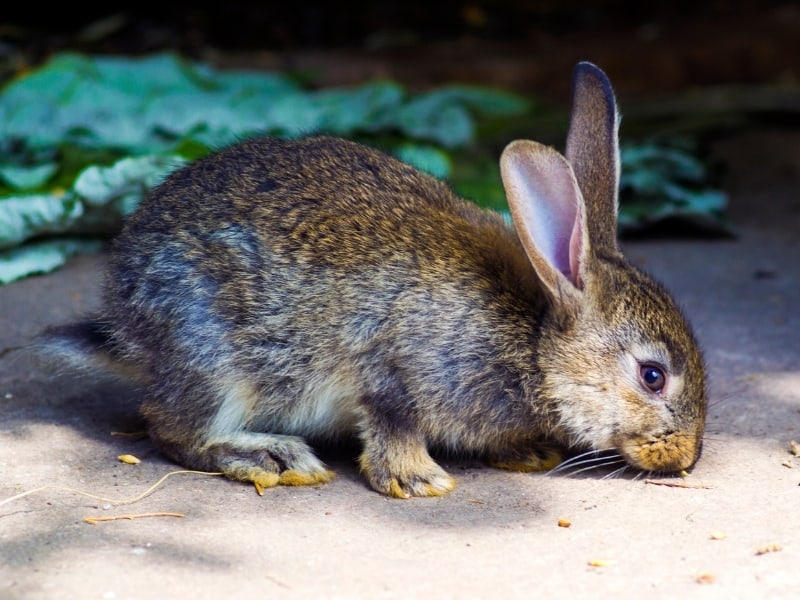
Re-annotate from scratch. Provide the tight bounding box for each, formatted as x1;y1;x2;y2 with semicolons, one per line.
565;61;621;252
500;140;588;311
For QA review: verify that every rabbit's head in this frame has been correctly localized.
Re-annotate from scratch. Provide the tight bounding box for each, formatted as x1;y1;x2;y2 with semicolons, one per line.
501;63;706;472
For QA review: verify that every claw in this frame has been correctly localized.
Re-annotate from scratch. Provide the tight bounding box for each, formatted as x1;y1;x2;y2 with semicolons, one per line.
278;469;336;486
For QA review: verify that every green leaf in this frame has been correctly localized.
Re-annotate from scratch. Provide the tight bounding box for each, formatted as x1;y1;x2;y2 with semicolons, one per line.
0;193;84;249
71;154;186;231
393;144;452;179
0;237;104;284
413;85;532;116
312;80;405;134
619;139;730;234
0;163;59;190
390;96;474;148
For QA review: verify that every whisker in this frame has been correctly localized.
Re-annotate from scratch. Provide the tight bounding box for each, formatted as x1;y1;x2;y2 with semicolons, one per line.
560;448;604;463
602;465;629;480
566;458;627;477
547;449;612;476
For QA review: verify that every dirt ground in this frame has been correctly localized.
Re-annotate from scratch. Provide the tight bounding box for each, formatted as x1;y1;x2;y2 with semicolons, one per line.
1;4;800;598
0;125;799;599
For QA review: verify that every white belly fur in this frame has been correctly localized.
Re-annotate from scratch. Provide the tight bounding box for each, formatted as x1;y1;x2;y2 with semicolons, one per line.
207;371;362;439
280;371;362;437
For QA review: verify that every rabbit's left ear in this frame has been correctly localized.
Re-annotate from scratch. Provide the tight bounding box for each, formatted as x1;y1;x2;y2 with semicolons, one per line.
500;140;588;312
565;61;621;252
500;62;620;312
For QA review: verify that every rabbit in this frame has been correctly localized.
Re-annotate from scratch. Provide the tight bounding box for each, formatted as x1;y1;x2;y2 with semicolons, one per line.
41;61;707;498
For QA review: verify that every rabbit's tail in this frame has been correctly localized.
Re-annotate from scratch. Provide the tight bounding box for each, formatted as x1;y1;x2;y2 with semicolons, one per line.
35;320;145;381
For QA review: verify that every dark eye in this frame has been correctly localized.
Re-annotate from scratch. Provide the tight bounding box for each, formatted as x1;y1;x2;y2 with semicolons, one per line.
640;364;666;394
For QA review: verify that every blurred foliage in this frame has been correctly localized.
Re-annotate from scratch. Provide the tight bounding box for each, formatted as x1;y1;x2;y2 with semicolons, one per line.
0;52;728;283
619;139;730;233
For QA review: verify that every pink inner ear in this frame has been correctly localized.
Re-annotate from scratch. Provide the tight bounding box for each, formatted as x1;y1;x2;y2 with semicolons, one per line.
569;215;584;288
547;202;577;283
500;140;586;292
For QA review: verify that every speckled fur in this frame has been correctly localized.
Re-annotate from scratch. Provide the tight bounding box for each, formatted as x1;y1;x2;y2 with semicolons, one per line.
41;63;707;497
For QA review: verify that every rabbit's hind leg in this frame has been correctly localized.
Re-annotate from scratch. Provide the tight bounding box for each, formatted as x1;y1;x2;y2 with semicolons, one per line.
200;433;335;488
141;377;334;490
488;443;563;472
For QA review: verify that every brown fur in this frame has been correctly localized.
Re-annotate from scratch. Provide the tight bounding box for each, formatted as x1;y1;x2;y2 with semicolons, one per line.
40;62;707;497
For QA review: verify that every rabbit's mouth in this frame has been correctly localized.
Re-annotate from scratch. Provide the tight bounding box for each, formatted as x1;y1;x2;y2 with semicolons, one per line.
618;430;702;473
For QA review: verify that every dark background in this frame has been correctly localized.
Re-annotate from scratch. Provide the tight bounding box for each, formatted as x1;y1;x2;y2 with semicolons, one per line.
4;1;799;238
2;1;799;101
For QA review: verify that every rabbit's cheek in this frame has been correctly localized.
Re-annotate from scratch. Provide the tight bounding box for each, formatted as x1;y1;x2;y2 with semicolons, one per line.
617;386;671;428
554;399;618;452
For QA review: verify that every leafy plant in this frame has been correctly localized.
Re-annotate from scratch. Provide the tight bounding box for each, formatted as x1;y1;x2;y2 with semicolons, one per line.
0;51;728;284
619;139;730;234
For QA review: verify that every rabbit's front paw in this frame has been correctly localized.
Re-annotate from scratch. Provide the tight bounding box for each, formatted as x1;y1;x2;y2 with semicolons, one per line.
488;444;563;472
359;439;456;498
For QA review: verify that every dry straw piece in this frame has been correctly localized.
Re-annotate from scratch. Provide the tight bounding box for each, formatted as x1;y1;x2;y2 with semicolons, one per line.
755;543;783;556
0;470;223;510
587;559;616;567
84;512;185;524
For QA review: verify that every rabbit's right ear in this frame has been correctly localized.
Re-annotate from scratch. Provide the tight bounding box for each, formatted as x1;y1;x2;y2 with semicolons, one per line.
500;140;587;314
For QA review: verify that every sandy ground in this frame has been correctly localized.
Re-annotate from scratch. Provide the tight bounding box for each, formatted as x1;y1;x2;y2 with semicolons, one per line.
0;128;798;599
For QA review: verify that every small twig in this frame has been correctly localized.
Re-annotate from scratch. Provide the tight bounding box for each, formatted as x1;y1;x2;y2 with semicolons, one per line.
84;512;185;524
0;470;223;511
644;479;713;490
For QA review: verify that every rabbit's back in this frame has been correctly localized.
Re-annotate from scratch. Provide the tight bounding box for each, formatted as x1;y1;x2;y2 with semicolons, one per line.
105;136;545;440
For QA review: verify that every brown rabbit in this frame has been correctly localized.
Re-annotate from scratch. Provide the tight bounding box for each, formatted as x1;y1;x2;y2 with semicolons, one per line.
42;62;707;498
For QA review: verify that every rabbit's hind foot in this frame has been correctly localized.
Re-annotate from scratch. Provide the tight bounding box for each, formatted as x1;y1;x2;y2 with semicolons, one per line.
198;432;335;490
488;444;563;472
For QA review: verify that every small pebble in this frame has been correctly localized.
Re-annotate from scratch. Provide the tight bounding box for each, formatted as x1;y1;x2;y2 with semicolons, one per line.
696;572;716;584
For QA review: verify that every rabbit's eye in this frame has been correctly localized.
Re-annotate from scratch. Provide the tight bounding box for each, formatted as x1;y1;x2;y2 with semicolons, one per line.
639;364;666;394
